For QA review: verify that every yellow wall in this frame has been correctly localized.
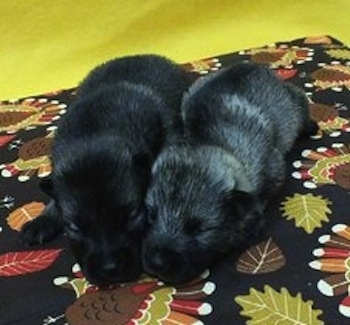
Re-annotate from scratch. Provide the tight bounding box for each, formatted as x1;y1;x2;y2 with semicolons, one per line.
0;0;349;99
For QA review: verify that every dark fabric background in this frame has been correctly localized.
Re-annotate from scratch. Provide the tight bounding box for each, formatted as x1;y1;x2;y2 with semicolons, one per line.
1;36;349;325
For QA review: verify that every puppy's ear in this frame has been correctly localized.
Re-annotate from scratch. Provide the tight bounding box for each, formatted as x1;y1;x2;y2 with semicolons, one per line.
39;176;55;198
222;189;255;214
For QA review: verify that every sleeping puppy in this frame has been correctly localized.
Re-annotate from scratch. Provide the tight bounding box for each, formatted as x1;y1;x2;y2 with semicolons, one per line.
20;54;193;285
142;62;318;283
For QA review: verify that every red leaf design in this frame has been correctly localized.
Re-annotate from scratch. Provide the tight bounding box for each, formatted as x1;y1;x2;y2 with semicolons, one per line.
0;249;62;276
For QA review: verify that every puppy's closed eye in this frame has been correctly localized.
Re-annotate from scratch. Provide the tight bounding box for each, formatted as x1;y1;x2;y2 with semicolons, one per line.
126;207;147;236
184;219;202;235
64;221;83;239
146;207;157;225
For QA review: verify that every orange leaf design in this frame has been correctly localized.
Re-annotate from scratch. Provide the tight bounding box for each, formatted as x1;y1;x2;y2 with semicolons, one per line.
236;238;286;274
6;201;45;231
0;249;62;276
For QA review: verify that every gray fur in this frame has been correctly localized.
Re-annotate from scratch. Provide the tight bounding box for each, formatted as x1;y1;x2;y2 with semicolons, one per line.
142;62;317;283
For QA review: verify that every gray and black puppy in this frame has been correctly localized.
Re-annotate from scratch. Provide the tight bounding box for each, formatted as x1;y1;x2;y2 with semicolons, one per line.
142;62;317;283
20;54;193;285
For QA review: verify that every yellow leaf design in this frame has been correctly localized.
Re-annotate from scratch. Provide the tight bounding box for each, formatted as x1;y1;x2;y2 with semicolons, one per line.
280;194;332;234
6;201;45;231
235;285;324;325
326;49;350;60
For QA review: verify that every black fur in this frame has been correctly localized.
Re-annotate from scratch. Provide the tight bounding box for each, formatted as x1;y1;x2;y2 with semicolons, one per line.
20;54;192;285
142;62;318;283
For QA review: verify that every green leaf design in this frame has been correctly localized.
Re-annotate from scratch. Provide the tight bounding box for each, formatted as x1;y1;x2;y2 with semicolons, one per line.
235;285;324;325
280;193;332;234
326;49;350;60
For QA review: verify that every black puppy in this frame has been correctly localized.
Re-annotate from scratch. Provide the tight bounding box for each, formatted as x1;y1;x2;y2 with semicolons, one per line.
20;55;193;285
142;62;318;283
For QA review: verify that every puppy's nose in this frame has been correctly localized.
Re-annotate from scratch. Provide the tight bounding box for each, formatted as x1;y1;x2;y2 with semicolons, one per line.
147;249;179;275
150;252;167;270
101;260;118;274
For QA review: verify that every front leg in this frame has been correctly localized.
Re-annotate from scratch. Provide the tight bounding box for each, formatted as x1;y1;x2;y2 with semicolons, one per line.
20;199;63;245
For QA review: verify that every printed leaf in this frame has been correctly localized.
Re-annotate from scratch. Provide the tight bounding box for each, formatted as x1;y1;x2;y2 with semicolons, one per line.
280;193;332;234
236;238;286;274
235;285;324;325
6;201;45;231
0;249;62;276
326;49;350;60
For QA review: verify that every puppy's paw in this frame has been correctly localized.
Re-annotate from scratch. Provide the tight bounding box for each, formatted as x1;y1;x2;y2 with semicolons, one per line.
20;217;63;245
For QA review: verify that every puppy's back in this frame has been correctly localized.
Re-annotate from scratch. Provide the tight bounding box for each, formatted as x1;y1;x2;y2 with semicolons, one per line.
78;54;193;110
54;55;192;159
181;64;274;192
183;62;308;153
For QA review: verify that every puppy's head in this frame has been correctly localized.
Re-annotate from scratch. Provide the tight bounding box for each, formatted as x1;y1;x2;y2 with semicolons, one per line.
142;147;264;284
50;138;149;285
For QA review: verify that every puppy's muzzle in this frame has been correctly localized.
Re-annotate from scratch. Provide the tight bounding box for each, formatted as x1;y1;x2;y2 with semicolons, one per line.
142;240;194;283
144;245;179;273
81;246;142;286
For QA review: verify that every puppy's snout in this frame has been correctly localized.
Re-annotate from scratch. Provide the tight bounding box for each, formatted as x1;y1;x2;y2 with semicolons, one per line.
82;244;142;285
148;250;169;270
101;259;119;275
100;246;134;273
143;242;183;278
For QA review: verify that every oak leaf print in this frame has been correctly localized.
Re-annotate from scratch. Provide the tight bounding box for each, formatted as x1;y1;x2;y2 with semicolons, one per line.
6;201;45;231
235;285;324;325
280;193;332;234
236;237;286;274
0;249;62;276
